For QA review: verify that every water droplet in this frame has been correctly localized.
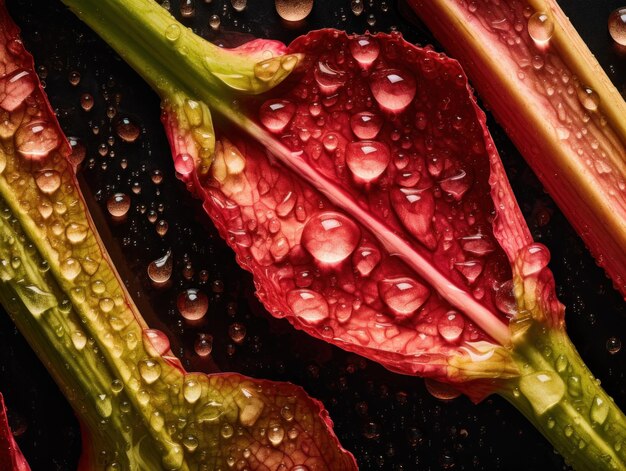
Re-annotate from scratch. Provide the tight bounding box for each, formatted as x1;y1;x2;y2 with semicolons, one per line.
528;12;554;45
106;193;130;218
221;423;234;438
349;36;380;67
567;375;582;398
229;322;247;343
71;330;87;350
268;423;285;446
80;93;94;111
183;435;199;452
275;0;313;22
142;329;170;356
352;244;381;277
174;153;195;175
301;211;360;264
230;0;247;12
350;111;383;140
260;99;296;133
378;277;430;319
519;371;564;415
0;68;35;111
577;86;600;112
16;283;57;317
150;410;165;431
391;187;436;250
183;376;203;404
607;336;621;354
346;140;390;183
590;395;609;425
180;0;195;18
281;404;295;421
60;257;81;281
65;223;88;244
15;121;59;159
495;279;517;317
96;394;112;418
209;14;221;30
35;170;61;194
459;232;494;256
351;0;363;16
425;378;461;400
195;333;213;356
555;354;569;373
236;387;264;426
454;260;483;284
115;117;141;143
314;61;346;95
437;311;465;343
138;359;162;384
286;289;330;324
370;69;416;112
177;288;209;321
520;243;550;277
148;250;173;284
609;8;626;46
440;169;471;200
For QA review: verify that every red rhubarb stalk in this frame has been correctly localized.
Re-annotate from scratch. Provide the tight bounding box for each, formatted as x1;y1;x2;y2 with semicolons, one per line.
407;0;626;297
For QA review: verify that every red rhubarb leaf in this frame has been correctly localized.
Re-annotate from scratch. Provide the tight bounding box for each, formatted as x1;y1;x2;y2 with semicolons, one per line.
0;394;29;471
165;30;564;398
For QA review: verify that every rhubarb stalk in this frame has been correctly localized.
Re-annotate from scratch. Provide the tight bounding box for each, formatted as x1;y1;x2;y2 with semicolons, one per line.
406;0;626;298
57;0;626;469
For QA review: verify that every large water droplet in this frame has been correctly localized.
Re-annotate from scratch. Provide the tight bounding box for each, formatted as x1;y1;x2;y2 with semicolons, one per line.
115;117;141;143
275;0;313;21
350;111;383;140
346;141;390;183
590;395;609;425
370;69;416;112
519;371;565;415
391;187;437;250
454;260;483;284
174;153;195;175
35;170;61;194
138;359;162;384
260;99;296;133
148;250;173;284
177;289;208;321
286;289;329;324
528;12;554;45
349;36;380;67
60;257;81;281
378;277;430;319
301;211;360;264
65;223;88;244
0;68;35;111
231;0;247;12
15;121;59;159
609;8;626;46
314;61;346;95
437;311;465;343
425;378;461;401
183;375;203;404
268;423;285;446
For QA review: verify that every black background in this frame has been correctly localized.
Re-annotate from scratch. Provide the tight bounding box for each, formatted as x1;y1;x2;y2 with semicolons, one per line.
1;0;626;469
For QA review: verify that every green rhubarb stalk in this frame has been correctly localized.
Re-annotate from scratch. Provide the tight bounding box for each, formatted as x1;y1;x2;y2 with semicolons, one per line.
0;3;356;470
56;1;626;470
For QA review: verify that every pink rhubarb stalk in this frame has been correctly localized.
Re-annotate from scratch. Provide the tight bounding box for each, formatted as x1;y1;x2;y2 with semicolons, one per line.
407;0;626;298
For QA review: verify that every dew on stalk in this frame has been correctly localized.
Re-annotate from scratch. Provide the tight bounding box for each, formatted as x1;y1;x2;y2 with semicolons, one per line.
369;68;416;112
106;192;131;217
609;8;626;46
71;330;87;350
520;243;550;277
147;249;173;284
527;12;554;45
519;371;565;415
0;68;35;111
177;288;209;320
35;169;61;194
138;358;162;384
275;0;313;22
350;111;383;140
301;211;360;264
15;121;59;158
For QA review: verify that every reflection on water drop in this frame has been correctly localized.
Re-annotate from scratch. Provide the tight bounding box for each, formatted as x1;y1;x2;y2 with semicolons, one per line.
148;250;173;284
350;111;383;140
286;289;329;324
174;153;195;175
346;140;390;183
15;121;59;159
370;69;416;112
260;99;296;133
107;193;131;218
378;277;430;319
349;36;380;67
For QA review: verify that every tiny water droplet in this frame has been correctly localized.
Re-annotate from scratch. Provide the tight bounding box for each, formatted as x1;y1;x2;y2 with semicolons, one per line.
314;61;346;95
268;423;285;446
180;0;195;18
174;153;195;175
184;376;203;403
437;311;465;343
142;329;170;356
590;395;609;425
65;222;88;244
519;371;564;415
209;14;221;30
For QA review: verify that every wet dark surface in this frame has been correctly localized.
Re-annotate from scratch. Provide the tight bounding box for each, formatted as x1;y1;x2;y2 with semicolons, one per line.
1;0;626;469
